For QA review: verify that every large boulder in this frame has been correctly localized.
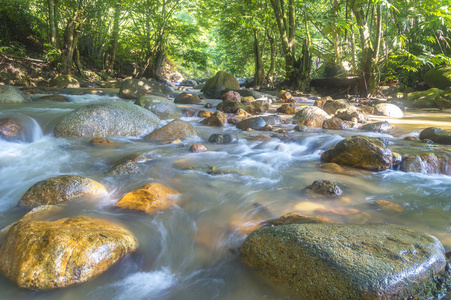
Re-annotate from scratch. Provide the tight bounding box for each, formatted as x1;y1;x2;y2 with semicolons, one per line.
216;100;245;113
221;90;241;102
293;106;330;127
20;175;107;208
0;118;23;141
405;88;451;109
374;103;404;118
202;71;240;99
359;121;393;133
135;95;182;120
118;79;174;99
335;106;368;122
54;102;160;138
50;75;80;88
236;117;267;130
174;92;201;104
400;152;451;175
322;117;350;130
144;119;198;141
0;216;138;289
0;85;29;103
240;223;446;299
424;66;451;90
244;100;269;115
323;99;350;115
115;183;179;214
321;135;393;171
419;127;451;145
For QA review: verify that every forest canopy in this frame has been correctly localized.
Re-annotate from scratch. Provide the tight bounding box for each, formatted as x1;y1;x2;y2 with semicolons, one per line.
0;0;450;96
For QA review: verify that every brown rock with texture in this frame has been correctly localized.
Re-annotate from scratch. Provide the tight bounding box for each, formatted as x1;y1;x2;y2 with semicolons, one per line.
276;103;297;114
20;175;107;208
190;144;208;152
0;118;23;141
145;119;198;141
321;135;393;171
0;216;138;290
293;106;330;127
201;111;226;126
115;183;179;214
400;152;451;175
221;91;241;102
322;117;349;130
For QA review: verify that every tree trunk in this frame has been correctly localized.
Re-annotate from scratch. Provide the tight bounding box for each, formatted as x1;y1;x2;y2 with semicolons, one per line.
253;29;265;86
74;46;85;78
61;13;82;75
47;0;58;48
267;33;275;85
332;0;343;69
104;3;121;76
350;1;381;97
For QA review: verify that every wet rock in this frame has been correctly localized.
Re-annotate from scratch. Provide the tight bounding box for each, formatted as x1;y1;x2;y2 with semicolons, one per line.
400;152;451;175
50;75;80;88
0;85;29;103
225;88;264;99
208;133;233;144
54;102;160;138
190;143;208;152
244;100;269;115
201;111;226;126
322;117;349;130
306;180;342;197
37;95;71;102
419;127;451;145
374;103;404;118
241;96;255;105
105;160;141;176
238;133;272;142
20;175;107;208
115;183;178;213
181;79;197;87
174;92;201;104
240;223;446;299
101;80;122;88
89;138;120;145
404;136;420;141
314;96;333;109
360;105;375;114
145;119;198;141
204;103;213;108
135;95;182;120
318;163;347;174
221;90;241;102
0;118;23;141
359;121;393;133
236;108;252;117
236;117;267;130
392;152;402;168
216;100;245;113
294;125;310;132
262;115;282;126
279;91;293;103
321;135;393;171
335;106;368;122
424;66;451;90
118;78;174;99
0;216;138;289
323;99;350;115
375;200;405;214
276;103;297;114
293;106;330;127
201;71;240;99
197;110;213;118
261;213;330;227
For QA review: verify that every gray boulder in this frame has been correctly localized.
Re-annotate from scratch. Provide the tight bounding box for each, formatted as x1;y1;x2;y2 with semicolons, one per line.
224;88;265;99
54;102;160;138
419;127;451;145
118;79;174;99
135;95;182;120
374;103;404;118
241;223;446;299
323;99;350;115
236;117;266;130
293;106;330;127
0;85;29;103
202;71;240;99
174;92;201;104
359;121;393;133
145;119;198;141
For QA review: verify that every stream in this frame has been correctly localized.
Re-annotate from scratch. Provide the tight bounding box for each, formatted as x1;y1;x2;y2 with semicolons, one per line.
0;92;450;299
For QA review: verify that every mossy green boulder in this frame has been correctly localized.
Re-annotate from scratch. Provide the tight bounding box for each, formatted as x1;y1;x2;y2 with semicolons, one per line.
201;71;240;99
419;127;451;145
0;216;138;290
321;135;393;171
50;75;80;88
240;223;446;299
424;66;451;89
406;88;451;109
135;95;182;120
20;175;107;207
54;102;160;138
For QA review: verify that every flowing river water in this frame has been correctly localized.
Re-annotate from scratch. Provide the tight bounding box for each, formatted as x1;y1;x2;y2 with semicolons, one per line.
0;91;450;299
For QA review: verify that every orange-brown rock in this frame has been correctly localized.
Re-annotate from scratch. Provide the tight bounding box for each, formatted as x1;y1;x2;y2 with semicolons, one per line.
145;119;199;141
197;110;213;118
201;111;226;126
89;138;120;145
0;216;138;290
190;143;208;152
115;183;179;214
0;118;23;141
376;200;406;214
20;175;107;208
261;213;331;227
276;103;297;114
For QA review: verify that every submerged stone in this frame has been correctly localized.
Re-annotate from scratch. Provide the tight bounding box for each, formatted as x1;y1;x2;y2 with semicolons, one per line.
20;175;107;208
240;223;446;299
306;180;342;197
0;216;138;290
